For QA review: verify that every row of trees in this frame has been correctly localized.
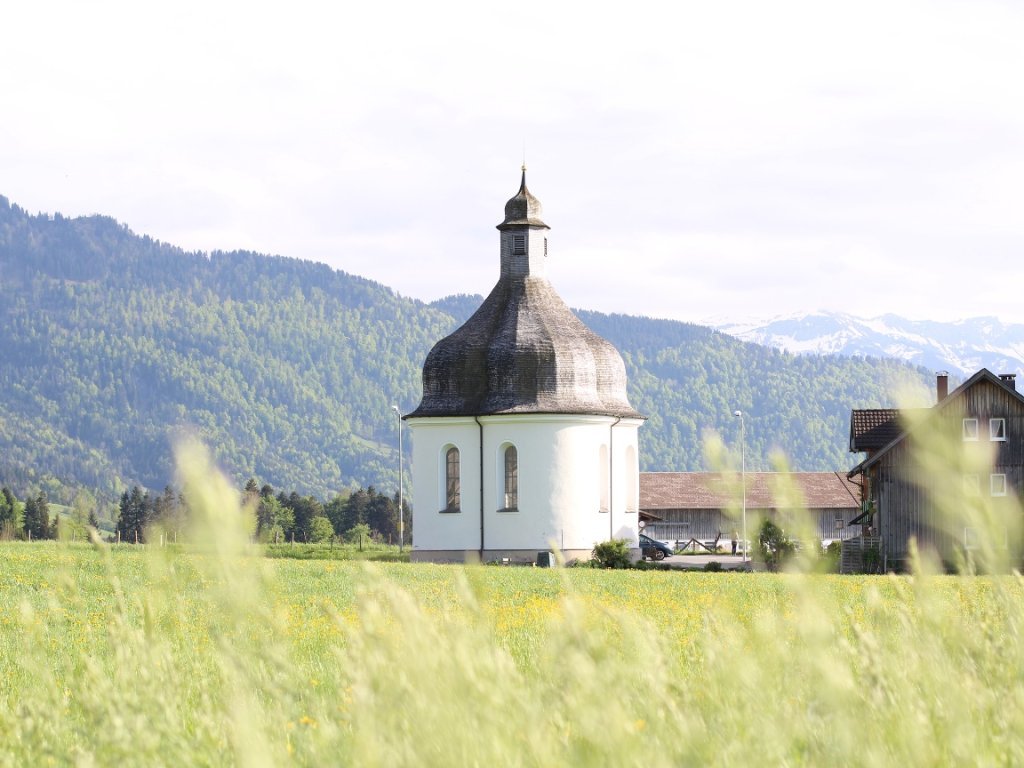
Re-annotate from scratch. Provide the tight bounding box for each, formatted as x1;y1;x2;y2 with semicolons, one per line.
1;472;411;546
245;479;408;545
108;478;410;546
0;487;94;540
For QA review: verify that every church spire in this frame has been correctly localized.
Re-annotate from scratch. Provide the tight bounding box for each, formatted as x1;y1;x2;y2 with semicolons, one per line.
497;167;549;231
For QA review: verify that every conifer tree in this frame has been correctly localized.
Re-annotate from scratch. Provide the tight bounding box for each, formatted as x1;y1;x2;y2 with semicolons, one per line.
22;492;51;540
115;486;150;543
0;487;18;538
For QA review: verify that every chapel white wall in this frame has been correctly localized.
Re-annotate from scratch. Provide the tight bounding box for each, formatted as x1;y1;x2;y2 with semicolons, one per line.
408;414;642;557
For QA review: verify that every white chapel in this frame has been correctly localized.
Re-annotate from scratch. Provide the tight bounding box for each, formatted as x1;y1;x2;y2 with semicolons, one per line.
405;170;645;563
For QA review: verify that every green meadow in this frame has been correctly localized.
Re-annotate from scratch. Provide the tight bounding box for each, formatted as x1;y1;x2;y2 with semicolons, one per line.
3;540;1024;766
3;441;1024;766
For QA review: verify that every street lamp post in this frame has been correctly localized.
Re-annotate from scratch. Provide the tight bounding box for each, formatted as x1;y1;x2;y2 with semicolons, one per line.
391;404;404;552
734;410;747;564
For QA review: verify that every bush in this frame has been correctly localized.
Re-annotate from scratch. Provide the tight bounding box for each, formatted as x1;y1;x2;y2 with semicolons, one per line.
703;561;723;572
309;516;336;543
756;519;796;572
591;539;632;569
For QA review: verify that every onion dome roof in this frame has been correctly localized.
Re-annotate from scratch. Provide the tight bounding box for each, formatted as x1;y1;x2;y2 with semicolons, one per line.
497;169;550;230
408;172;642;420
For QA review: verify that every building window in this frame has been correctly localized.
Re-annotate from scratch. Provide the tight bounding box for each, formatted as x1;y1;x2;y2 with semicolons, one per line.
963;418;979;441
990;418;1006;441
444;446;461;512
512;234;526;255
964;474;980;495
544;237;548;256
991;474;1007;497
502;445;518;511
964;527;979;551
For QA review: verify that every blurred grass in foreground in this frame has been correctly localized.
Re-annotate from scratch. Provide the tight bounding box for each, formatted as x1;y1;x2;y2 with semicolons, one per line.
2;437;1024;766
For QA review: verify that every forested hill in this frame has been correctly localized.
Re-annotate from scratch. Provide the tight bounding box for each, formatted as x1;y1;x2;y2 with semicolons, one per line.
0;195;928;504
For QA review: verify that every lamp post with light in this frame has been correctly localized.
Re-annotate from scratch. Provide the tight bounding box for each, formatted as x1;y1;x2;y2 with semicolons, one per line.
391;404;404;552
734;409;747;564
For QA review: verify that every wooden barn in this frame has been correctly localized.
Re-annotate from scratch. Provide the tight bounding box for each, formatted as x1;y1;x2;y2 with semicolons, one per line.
639;471;861;548
847;369;1024;571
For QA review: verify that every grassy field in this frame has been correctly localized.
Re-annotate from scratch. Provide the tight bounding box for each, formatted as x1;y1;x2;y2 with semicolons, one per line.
3;441;1024;765
3;539;1024;766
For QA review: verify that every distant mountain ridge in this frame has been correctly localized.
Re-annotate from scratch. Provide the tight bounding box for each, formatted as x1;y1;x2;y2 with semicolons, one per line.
716;312;1024;380
0;194;932;506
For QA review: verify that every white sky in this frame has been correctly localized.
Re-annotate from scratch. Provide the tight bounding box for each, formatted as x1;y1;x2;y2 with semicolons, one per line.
2;0;1023;325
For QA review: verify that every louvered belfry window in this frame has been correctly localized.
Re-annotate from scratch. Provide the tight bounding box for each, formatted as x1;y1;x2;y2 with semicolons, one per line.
512;234;526;255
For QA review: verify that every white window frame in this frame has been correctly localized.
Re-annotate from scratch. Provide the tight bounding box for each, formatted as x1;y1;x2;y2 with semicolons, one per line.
963;418;979;441
990;418;1006;441
964;527;979;551
991;473;1007;497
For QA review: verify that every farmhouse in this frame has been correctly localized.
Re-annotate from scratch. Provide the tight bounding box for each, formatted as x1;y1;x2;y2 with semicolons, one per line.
847;369;1024;570
404;171;646;563
639;471;861;549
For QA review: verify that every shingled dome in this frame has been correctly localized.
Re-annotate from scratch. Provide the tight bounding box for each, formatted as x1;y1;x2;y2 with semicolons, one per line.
408;172;643;419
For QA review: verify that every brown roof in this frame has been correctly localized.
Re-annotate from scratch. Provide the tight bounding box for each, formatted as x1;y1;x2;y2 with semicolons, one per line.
849;409;901;452
640;472;860;511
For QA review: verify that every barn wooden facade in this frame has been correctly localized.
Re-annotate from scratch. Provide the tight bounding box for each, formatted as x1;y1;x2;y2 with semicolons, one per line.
639;472;861;547
848;369;1024;570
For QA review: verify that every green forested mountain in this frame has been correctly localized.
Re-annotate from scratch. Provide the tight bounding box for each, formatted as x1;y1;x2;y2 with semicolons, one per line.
0;195;928;505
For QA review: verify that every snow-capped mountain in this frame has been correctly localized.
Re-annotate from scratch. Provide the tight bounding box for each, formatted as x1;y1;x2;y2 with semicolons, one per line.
714;312;1024;379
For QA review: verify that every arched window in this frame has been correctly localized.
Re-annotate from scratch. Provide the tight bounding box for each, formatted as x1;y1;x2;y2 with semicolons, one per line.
502;445;518;511
444;446;461;512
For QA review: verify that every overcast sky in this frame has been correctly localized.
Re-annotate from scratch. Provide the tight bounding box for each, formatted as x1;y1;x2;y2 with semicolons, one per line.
3;0;1022;325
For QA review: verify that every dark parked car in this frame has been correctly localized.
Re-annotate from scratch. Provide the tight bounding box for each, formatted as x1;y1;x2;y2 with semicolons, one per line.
640;534;673;561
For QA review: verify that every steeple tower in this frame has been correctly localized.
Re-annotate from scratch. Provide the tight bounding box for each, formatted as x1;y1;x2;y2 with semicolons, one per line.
496;167;550;278
409;169;641;419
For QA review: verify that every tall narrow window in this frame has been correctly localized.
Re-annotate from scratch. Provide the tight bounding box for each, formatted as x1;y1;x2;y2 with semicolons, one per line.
445;446;461;512
990;418;1006;441
963;418;979;441
503;445;518;510
512;234;526;255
